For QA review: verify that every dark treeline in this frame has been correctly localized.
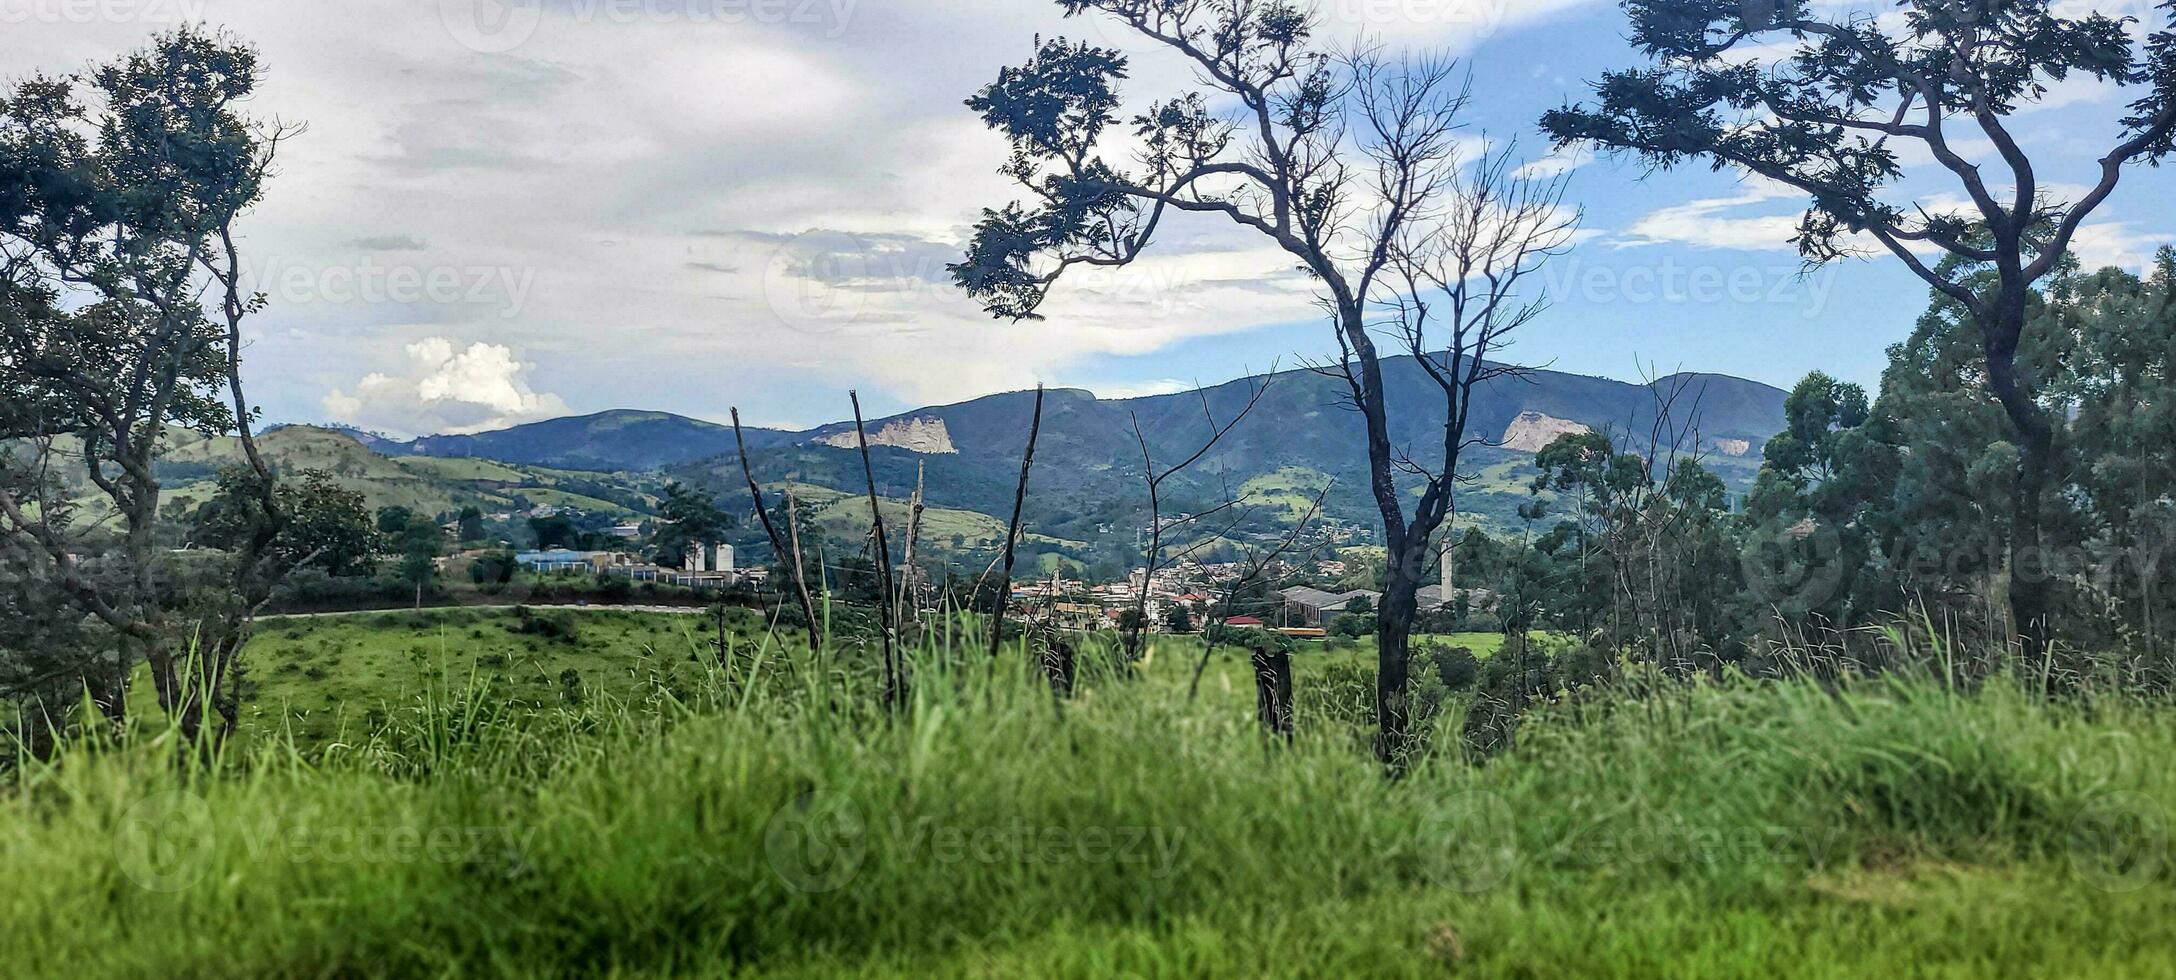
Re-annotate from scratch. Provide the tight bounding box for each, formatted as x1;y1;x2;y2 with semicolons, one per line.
1441;256;2176;741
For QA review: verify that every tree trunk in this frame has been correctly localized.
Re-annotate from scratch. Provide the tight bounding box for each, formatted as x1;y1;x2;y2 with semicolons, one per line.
1251;647;1293;738
1982;307;2058;659
1041;636;1076;697
1374;560;1422;762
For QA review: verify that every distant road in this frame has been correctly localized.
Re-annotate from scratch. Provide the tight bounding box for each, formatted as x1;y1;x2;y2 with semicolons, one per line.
261;603;712;620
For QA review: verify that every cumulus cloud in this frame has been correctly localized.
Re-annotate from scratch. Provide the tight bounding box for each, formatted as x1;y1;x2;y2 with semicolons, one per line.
322;338;568;437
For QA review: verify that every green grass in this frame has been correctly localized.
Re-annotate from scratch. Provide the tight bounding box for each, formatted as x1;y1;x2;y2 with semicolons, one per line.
234;607;783;746
7;625;2175;977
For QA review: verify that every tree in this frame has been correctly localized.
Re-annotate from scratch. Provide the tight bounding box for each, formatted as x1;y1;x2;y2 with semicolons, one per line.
1163;601;1194;634
375;505;417;536
1542;0;2176;654
469;550;518;588
529;513;580;551
394;515;445;603
192;467;378;579
653;481;732;568
954;0;1576;761
456;505;486;543
0;28;296;736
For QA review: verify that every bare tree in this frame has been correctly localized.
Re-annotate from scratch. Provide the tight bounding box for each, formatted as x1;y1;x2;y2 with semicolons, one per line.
1121;372;1273;664
896;461;926;641
731;407;821;650
988;384;1045;658
849;391;902;708
953;3;1576;759
1186;482;1332;713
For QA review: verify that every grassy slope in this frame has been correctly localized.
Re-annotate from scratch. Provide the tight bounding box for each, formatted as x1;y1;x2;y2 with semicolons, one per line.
159;427;647;517
7;619;2174;977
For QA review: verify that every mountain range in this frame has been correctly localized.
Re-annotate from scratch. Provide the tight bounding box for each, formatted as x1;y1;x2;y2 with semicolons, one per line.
356;358;1791;568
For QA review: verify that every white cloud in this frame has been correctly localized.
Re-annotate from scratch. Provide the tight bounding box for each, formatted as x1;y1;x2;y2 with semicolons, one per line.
2066;222;2167;272
1617;184;1806;252
322;338;569;436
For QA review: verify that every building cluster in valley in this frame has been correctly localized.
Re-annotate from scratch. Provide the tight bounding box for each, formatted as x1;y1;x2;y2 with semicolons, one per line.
997;539;1498;638
514;542;765;589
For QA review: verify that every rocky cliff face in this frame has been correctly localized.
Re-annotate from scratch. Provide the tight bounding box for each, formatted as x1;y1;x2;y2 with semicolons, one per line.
813;416;958;454
1499;411;1592;453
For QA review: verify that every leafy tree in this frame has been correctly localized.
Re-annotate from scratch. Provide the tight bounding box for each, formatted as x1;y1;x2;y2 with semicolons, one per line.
1431;646;1480;692
529;514;580;551
1330;613;1374;638
1162;602;1193;634
375;506;416;536
456;506;486;543
954;0;1577;761
1543;0;2176;653
394;516;445;598
192;467;377;579
469;550;518;588
0;28;296;735
653;482;732;568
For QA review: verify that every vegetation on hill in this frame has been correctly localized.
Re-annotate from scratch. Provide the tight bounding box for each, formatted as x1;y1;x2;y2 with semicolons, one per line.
156;426;656;520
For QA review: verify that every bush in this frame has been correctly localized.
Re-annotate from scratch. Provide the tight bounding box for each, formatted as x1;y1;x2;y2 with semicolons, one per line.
1329;613;1374;637
510;606;581;644
1432;646;1480;691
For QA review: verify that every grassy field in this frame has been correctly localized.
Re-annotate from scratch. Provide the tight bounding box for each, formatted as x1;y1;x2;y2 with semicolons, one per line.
231;613;1511;747
8;619;2175;977
234;608;774;746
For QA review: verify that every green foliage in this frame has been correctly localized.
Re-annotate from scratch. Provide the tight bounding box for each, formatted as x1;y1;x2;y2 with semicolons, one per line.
192;466;378;578
1330;613;1374;638
652;481;731;567
455;505;485;543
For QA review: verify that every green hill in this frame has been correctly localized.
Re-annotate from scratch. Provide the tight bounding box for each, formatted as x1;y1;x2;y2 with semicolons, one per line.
155;427;654;518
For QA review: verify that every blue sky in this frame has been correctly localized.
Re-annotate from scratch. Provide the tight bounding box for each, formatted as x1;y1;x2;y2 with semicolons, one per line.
10;0;2169;434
